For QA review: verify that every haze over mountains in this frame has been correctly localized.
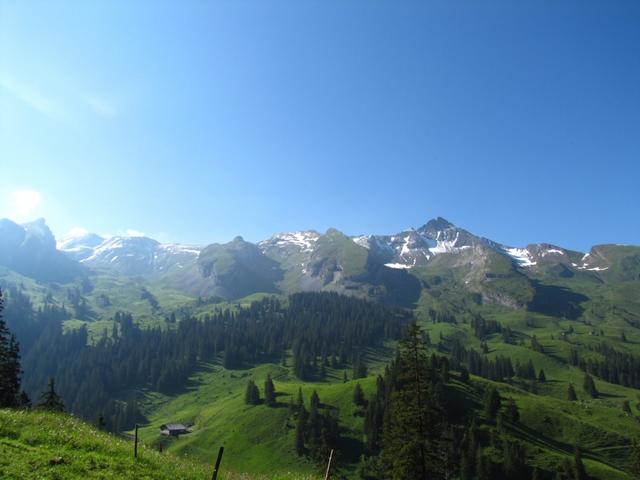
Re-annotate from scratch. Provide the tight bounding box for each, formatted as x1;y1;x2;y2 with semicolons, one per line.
1;216;638;311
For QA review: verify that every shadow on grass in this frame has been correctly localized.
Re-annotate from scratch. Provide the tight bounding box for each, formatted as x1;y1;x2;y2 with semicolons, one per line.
508;422;624;472
529;281;589;320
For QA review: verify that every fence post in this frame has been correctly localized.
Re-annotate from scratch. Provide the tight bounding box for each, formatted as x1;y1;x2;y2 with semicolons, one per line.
134;424;139;458
211;446;224;480
324;449;334;480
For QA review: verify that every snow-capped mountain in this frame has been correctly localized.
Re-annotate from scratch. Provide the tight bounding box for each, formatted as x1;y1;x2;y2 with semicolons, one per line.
54;217;609;279
3;216;637;307
57;229;107;262
258;231;321;257
352;217;483;269
57;229;202;276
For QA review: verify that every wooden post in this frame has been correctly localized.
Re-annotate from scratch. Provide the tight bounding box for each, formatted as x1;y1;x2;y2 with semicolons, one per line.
324;449;334;480
134;424;139;458
211;446;224;480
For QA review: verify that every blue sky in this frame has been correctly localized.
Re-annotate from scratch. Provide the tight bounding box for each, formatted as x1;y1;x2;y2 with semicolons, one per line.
1;1;639;251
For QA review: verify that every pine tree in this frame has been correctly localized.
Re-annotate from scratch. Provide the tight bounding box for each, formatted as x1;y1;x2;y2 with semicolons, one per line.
483;387;501;420
574;445;588;480
295;403;307;455
583;374;599;399
37;378;64;412
567;383;578;401
96;413;107;430
503;441;528;478
244;379;261;405
19;391;31;408
0;289;22;408
296;387;304;412
353;355;368;379
310;390;320;410
308;390;321;453
353;382;365;407
476;451;492;480
381;322;445;480
629;438;640;478
264;374;276;407
504;398;520;423
538;369;546;383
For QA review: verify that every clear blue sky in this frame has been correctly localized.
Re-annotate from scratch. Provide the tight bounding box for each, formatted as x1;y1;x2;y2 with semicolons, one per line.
1;1;638;251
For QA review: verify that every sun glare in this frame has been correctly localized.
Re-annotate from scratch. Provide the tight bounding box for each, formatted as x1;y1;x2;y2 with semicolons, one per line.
12;189;42;221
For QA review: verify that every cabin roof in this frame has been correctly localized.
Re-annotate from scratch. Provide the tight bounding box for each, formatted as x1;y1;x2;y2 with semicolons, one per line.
160;423;187;431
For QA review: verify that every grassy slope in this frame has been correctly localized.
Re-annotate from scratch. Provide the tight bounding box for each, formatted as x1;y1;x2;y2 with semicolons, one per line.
124;270;640;479
5;254;640;478
0;409;320;480
137;361;380;478
135;344;638;479
0;409;211;479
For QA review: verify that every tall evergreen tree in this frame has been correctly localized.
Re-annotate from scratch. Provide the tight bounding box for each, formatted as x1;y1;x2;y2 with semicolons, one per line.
264;374;276;407
567;383;578;401
504;398;520;423
244;379;261;405
503;441;528;478
295;401;307;456
574;445;588;480
629;438;640;478
353;382;365;406
583;374;599;399
307;390;321;454
381;322;445;480
37;378;64;412
483;387;501;420
0;289;22;408
296;387;304;412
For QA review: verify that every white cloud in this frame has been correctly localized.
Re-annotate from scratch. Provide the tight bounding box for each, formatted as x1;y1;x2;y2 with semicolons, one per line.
0;75;61;119
126;229;146;237
9;190;42;222
0;74;119;121
84;94;117;117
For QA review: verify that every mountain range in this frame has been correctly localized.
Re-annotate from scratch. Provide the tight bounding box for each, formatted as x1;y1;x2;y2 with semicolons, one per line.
3;215;640;480
1;216;638;311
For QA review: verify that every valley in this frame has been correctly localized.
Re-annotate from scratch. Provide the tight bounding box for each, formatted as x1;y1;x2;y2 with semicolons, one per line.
1;216;640;479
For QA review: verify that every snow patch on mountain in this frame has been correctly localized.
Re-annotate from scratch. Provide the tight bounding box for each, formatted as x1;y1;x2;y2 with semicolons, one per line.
258;231;320;253
385;262;414;269
428;231;472;254
160;244;202;256
504;247;537;267
353;235;370;249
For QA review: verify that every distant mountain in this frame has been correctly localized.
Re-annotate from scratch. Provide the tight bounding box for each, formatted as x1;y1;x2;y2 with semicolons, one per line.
2;216;638;308
57;228;202;276
0;218;85;283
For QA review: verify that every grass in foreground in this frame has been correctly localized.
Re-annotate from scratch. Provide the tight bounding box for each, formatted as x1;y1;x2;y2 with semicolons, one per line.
0;409;316;480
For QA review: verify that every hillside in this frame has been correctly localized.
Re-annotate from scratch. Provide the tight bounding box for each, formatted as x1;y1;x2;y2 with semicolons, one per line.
0;409;206;479
1;216;640;478
0;409;321;480
135;355;637;479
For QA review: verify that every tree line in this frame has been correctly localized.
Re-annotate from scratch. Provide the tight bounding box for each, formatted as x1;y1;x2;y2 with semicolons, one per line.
4;290;410;431
569;343;640;390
